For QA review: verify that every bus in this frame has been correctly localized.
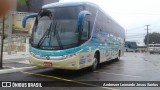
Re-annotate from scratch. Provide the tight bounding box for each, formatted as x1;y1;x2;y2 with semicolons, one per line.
22;2;125;71
149;44;160;54
125;41;138;52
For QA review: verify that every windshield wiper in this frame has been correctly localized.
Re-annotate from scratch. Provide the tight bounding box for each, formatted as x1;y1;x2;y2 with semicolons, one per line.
54;23;64;50
36;22;53;48
49;21;56;46
36;21;64;50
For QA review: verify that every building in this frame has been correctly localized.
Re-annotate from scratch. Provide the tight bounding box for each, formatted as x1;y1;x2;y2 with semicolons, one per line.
0;0;59;53
17;0;59;12
13;0;59;33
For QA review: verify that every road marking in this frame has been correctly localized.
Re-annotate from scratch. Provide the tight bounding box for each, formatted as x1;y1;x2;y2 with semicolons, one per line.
105;64;156;71
94;71;141;78
21;71;118;90
104;66;146;71
3;61;30;65
17;62;30;65
115;62;146;66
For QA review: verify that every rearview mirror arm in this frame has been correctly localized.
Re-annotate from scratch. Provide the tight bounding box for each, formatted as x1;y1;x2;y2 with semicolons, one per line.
22;13;38;28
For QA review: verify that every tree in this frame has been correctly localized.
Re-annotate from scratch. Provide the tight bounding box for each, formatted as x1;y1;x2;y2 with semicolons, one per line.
144;32;160;45
18;0;30;11
18;0;27;6
0;0;11;17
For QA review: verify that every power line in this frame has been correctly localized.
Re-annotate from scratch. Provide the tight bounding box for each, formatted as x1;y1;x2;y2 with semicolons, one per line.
127;36;145;38
126;20;160;31
109;12;160;15
127;33;146;36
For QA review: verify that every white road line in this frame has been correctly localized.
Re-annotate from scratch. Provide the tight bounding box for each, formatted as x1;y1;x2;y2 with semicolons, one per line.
113;66;156;71
0;66;39;74
104;66;147;71
94;71;141;78
17;61;30;65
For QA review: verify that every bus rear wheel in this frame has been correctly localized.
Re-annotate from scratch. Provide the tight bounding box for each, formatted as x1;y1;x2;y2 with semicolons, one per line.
89;54;98;71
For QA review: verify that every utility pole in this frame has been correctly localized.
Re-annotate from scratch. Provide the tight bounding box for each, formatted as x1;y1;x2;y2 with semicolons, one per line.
145;25;151;53
7;12;13;55
0;15;5;69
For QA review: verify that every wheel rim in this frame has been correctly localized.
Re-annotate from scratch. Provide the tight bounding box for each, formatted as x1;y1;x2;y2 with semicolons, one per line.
93;57;98;69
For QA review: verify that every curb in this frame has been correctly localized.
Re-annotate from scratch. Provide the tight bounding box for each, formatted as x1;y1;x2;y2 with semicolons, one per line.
0;66;40;74
3;57;29;61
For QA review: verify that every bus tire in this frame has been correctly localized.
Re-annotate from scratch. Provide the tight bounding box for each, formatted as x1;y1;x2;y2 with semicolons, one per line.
89;53;98;71
115;50;121;62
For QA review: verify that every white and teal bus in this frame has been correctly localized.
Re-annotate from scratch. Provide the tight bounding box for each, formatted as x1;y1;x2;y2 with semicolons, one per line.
22;2;125;71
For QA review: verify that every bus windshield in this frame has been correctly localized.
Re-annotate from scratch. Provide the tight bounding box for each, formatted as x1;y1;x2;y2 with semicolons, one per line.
31;6;84;50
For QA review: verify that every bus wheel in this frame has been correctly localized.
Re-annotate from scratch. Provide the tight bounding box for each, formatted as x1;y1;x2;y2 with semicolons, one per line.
89;54;98;71
115;51;120;62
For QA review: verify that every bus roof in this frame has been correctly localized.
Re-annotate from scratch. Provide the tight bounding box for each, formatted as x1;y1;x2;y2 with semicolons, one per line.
42;1;98;9
42;1;125;34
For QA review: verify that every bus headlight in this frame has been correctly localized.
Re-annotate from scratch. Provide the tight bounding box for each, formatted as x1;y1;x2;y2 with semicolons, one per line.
49;53;77;60
63;49;83;59
30;52;35;56
50;56;66;60
30;52;47;59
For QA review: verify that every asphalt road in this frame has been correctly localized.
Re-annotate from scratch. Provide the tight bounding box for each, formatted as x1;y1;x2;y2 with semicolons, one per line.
0;52;160;90
3;58;31;68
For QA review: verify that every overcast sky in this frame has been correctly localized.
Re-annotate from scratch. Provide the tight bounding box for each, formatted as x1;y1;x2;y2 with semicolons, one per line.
60;0;160;45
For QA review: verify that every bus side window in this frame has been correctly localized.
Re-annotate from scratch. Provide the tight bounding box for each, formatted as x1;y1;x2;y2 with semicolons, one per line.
82;21;90;40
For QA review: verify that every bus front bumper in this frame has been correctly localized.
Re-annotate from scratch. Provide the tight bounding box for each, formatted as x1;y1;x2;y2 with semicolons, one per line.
28;54;80;70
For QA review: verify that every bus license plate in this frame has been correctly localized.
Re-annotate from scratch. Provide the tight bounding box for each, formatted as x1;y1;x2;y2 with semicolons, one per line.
43;62;53;67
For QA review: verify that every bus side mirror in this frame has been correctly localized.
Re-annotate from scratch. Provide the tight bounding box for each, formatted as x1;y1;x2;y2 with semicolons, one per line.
22;13;38;28
77;11;91;31
82;21;90;40
77;11;91;43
